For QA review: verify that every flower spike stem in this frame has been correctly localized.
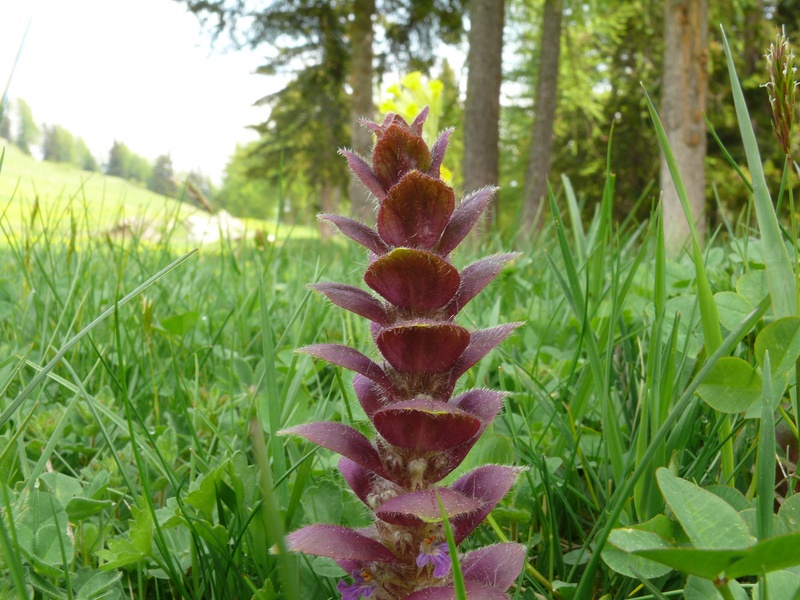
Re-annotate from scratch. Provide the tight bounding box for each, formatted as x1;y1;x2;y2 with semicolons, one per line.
282;108;525;599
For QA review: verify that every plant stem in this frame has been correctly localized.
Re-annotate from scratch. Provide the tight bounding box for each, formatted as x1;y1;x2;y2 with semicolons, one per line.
720;416;736;485
715;580;737;600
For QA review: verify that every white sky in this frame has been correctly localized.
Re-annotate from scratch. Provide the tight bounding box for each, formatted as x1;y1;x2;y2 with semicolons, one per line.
1;0;271;183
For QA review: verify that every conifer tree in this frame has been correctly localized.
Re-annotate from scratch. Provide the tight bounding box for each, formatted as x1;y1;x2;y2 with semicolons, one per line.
15;99;39;155
148;154;178;198
42;124;76;164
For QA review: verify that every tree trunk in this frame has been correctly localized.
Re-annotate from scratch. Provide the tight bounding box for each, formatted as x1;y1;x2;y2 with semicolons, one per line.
349;0;376;224
522;0;563;235
463;0;505;227
660;0;708;253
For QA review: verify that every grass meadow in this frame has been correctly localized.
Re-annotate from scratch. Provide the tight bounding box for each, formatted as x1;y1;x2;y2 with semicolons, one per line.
2;44;800;600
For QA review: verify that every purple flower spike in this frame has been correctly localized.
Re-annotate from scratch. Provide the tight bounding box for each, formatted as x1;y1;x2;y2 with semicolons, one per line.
283;109;523;598
338;568;377;600
417;536;452;578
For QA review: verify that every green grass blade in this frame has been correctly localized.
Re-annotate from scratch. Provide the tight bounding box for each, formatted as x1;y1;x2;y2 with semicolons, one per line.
757;351;776;541
0;248;197;429
252;421;301;599
257;261;288;508
1;18;31;117
575;294;771;597
721;26;798;319
436;491;467;600
642;87;723;354
642;85;735;481
548;185;625;484
561;174;586;264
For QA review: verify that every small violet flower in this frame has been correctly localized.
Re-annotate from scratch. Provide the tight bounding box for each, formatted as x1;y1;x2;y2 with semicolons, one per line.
417;535;451;578
337;568;377;600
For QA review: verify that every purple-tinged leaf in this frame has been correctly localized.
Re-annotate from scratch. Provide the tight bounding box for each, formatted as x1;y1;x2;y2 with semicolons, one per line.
375;488;479;526
410;106;430;134
445;254;521;317
377;171;455;248
403;582;509;600
299;344;393;390
373;398;481;451
280;422;386;477
377;322;470;374
450;323;523;382
452;389;507;423
310;282;388;325
429;128;453;179
286;525;398;563
339;148;387;201
371;112;412;134
353;374;387;417
421;391;509;483
450;465;522;543
372;124;432;190
320;214;388;256
339;457;380;507
335;558;362;576
461;543;526;591
437;186;497;256
365;248;460;311
360;121;383;136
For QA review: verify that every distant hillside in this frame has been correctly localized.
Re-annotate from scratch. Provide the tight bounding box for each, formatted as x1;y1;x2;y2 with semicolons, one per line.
0;140;201;230
0;140;317;244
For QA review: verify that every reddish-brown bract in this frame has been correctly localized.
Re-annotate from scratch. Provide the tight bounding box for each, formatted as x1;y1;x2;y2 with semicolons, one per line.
282;109;524;599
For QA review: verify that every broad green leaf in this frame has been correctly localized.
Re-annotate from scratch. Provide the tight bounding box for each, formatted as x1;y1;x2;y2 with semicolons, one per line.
14;490;75;576
185;469;221;520
66;496;112;521
39;472;83;505
738;509;789;538
252;579;278;600
656;468;751;549
96;505;154;570
695;357;761;413
751;570;800;600
659;295;703;358
736;270;768;308
551;581;577;600
84;470;109;500
631;531;800;579
232;356;255;387
73;569;123;600
779;493;800;532
157;310;200;336
301;479;371;528
755;317;800;375
307;555;347;578
706;484;751;513
193;521;229;552
726;531;800;578
604;528;673;579
633;547;749;580
715;291;753;332
743;372;787;419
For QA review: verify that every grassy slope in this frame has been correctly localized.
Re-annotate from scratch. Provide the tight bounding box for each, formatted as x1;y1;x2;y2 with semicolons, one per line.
0;140;200;231
0;141;319;244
